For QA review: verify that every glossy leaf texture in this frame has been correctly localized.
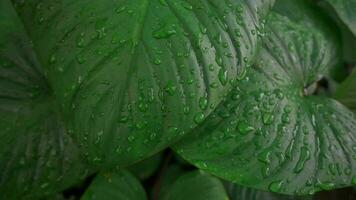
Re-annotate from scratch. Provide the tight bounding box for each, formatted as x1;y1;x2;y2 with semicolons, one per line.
0;0;90;199
174;7;356;196
11;0;274;167
336;69;356;112
81;170;147;200
161;170;228;200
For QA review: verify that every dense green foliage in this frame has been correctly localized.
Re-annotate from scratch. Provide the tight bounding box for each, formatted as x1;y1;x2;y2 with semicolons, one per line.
0;0;355;199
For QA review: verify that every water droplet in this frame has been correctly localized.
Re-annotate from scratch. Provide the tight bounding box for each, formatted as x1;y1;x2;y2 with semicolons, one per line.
76;54;86;64
262;112;274;125
77;38;85;47
153;24;177;39
127;135;135;142
40;182;49;189
258;151;271;164
282;113;290;123
293;146;311;173
165;81;176;96
237;121;255;135
215;55;223;66
153;58;162;65
218;68;228;85
318;182;335;190
194;112;205;124
199;97;208;110
269;180;284;193
115;6;126;14
49;55;56;64
199;24;207;34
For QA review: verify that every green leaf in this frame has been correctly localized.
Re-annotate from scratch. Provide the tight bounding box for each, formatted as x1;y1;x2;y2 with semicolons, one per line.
81;170;147;200
10;0;274;167
319;0;356;36
129;151;163;180
173;8;356;196
153;165;185;200
224;182;313;200
335;69;356;112
0;1;91;199
162;170;228;200
318;0;356;63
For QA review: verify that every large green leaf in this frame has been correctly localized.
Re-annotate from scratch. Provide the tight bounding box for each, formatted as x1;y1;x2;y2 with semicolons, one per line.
161;170;228;200
81;170;147;200
10;0;274;167
0;0;90;199
335;69;356;112
174;8;356;196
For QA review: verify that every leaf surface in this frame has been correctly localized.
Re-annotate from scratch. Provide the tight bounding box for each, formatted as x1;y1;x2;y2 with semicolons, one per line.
321;0;356;36
174;7;356;195
162;170;228;200
11;0;274;167
81;170;147;200
0;0;90;199
336;69;356;112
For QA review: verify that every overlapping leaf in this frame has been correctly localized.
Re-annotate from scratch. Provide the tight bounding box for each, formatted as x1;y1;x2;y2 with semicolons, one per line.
174;7;356;195
0;0;90;199
336;69;356;112
318;0;356;62
161;170;228;200
320;0;356;36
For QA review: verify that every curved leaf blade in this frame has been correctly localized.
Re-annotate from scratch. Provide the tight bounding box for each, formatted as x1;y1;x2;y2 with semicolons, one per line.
11;0;274;167
162;170;228;200
173;10;356;195
81;170;147;200
336;69;356;112
0;1;90;198
224;182;313;200
320;0;356;36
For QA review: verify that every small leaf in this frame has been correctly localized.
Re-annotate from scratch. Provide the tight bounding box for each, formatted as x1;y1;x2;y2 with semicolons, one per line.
335;69;356;112
162;170;228;200
81;170;147;200
173;3;356;195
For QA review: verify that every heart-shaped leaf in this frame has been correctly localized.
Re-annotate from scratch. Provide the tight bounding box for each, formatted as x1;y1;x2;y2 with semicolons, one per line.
0;1;91;199
173;6;356;196
336;69;356;112
81;170;147;200
161;170;228;200
10;0;274;167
